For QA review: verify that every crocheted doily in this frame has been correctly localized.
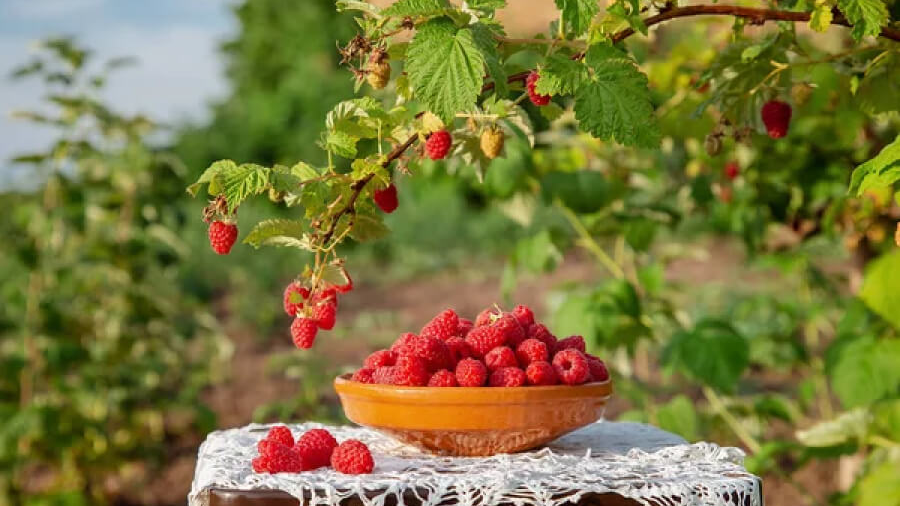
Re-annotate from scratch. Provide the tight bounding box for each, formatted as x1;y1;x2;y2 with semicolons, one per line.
189;421;761;506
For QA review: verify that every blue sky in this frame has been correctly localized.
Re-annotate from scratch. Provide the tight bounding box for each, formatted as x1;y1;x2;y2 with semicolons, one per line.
0;0;236;184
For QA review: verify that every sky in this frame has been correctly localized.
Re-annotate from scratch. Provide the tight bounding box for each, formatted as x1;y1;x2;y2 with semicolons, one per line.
0;0;236;185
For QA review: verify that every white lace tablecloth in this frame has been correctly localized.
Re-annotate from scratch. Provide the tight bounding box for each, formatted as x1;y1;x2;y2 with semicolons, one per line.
189;421;762;506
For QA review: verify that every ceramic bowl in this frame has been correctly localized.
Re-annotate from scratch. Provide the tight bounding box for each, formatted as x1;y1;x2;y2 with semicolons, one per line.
333;374;613;456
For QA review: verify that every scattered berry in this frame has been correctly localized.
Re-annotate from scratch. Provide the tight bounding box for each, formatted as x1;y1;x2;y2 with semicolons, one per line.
457;318;474;337
455;358;488;387
516;339;549;366
351;367;375;384
761;100;792;139
526;71;551;106
252;456;268;473
586;355;609;382
283;282;309;317
373;366;397;385
265;426;295;448
489;366;526;387
427;369;458;387
420;309;460;341
373;183;399;213
480;126;505;159
724;161;739;180
266;443;304;473
294;429;338;470
484;346;518;372
208;220;238;255
495;314;526;348
466;325;506;358
525;361;558;386
366;51;391;90
555;335;586;354
512;304;535;328
291;317;318;349
314;300;337;330
331;439;374;474
528;323;557;351
393;355;429;386
445;337;472;366
552;349;590;386
364;350;396;369
425;130;452;160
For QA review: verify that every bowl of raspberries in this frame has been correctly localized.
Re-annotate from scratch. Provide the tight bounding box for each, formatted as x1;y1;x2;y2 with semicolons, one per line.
334;304;612;456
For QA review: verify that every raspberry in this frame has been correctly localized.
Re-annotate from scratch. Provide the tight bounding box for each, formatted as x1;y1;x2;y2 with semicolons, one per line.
256;439;281;458
420;309;460;341
511;304;535;328
251;456;268;473
480;126;505;159
366;51;391;90
586;355;609;382
390;332;419;355
475;308;499;327
526;71;551;106
457;318;474;337
283;282;309;317
208;220;238;255
484;346;518;372
425;130;452;160
724;161;739;180
455;358;488;387
364;349;396;369
495;314;526;349
445;336;472;366
465;325;506;358
313;300;337;330
291;317;318;349
427;369;458;387
488;366;526;387
331;439;374;474
525;361;558;386
373;366;397;385
266;443;304;473
351;367;375;384
265;426;295;448
761;100;791;139
373;183;399;213
393;355;429;386
552;349;590;385
405;335;451;372
527;323;557;351
294;429;338;470
516;338;549;366
555;335;586;355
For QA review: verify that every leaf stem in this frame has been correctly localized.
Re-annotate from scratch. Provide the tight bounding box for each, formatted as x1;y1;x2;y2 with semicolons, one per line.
558;205;626;280
702;386;762;453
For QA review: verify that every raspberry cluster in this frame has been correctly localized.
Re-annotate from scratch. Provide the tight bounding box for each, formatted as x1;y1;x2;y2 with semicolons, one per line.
285;270;354;349
351;304;609;387
252;425;374;474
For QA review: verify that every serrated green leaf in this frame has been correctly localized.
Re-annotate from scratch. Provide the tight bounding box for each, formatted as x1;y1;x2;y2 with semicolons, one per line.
796;408;870;447
320;264;350;287
188;159;236;197
467;0;507;14
336;0;383;16
656;395;699;442
574;43;659;148
536;54;586;95
383;0;452;17
326;130;358;159
350;212;390;242
555;0;598;36
406;18;485;123
223;163;270;211
849;134;900;195
809;1;834;32
856;52;900;114
663;319;749;392
471;23;507;96
243;219;312;250
836;0;888;40
828;333;900;407
860;250;900;329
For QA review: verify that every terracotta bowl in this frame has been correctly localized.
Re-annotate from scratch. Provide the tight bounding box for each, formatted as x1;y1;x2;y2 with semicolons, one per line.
333;374;613;456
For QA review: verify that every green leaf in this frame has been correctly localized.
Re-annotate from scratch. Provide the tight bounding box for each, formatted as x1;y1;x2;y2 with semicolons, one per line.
535;54;586;95
406;18;485;123
222;163;270;211
383;0;451;17
856;52;900;114
849;134;900;195
541;170;617;213
663;319;749;392
471;23;507;96
836;0;888;40
513;231;563;273
574;43;659;148
243;219;312;250
467;0;507;14
809;1;834;32
320;264;350;287
554;0;599;36
796;408;870;447
859;462;900;506
188;159;236;197
860;250;900;329
350;211;390;242
829;334;900;407
326;130;358;159
656;395;699;442
336;0;383;16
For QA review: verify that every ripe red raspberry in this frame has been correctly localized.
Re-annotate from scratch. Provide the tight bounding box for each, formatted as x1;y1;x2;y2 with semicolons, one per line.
425;130;452;160
208;220;238;255
265;426;295;448
373;183;399;213
516;338;549;366
405;335;451;371
724;161;739;180
475;308;499;327
525;361;558;386
266;443;304;473
511;304;535;327
420;309;460;341
294;429;338;470
390;332;419;355
427;369;458;387
455;358;488;387
445;336;472;366
555;335;586;355
393;355;429;386
552;349;590;385
457;318;474;337
465;325;506;358
364;349;396;369
526;71;551;106
761;100;792;139
373;366;397;385
291;317;318;349
331;439;374;474
495;314;526;348
283;282;309;317
314;300;337;330
256;439;281;458
488;366;526;387
351;367;375;384
528;323;557;351
586;355;610;382
251;456;268;473
484;346;518;372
